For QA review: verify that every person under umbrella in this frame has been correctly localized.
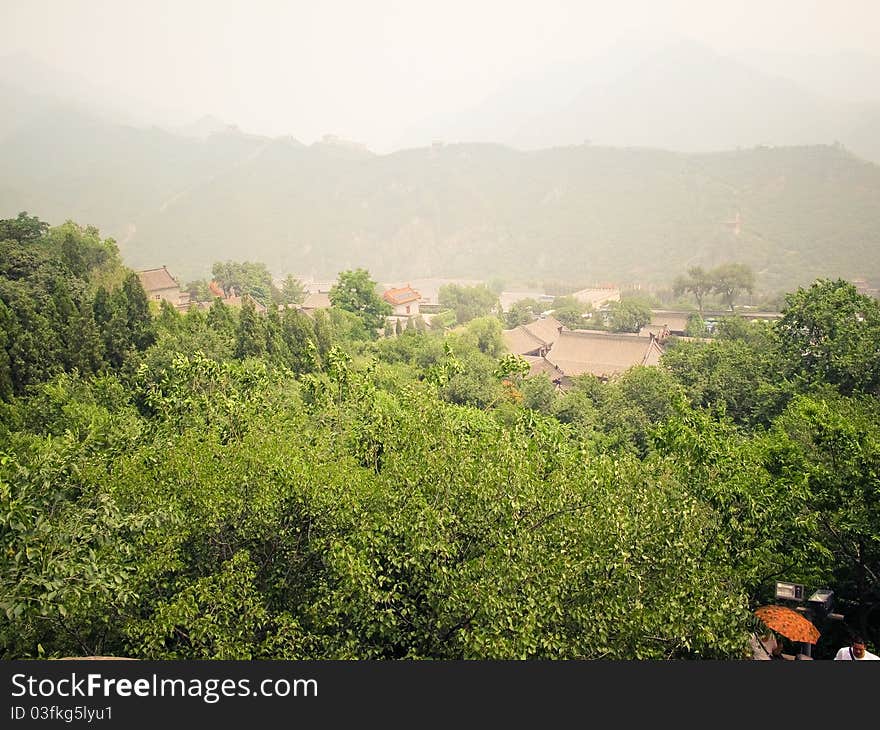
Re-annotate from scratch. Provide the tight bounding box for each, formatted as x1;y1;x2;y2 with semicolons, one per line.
749;630;784;660
754;605;820;645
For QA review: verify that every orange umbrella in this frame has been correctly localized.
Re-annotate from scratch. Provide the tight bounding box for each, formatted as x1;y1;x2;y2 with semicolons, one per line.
754;605;820;644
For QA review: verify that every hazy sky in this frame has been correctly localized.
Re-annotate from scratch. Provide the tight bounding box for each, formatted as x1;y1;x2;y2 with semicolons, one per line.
3;0;879;150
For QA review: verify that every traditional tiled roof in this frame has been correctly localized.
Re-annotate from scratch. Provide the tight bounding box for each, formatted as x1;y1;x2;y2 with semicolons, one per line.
503;326;546;356
137;266;178;292
502;316;564;356
522;355;566;381
301;292;331;310
225;293;267;314
522;316;563;345
649;310;692;334
546;330;664;378
383;286;421;306
672;336;713;343
176;300;213;312
639;323;670;340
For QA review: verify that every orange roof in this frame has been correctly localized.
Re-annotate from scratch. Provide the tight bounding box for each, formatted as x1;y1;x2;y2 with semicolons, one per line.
383;285;421;306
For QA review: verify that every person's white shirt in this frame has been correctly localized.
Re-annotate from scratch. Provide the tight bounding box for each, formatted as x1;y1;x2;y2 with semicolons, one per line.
834;645;880;660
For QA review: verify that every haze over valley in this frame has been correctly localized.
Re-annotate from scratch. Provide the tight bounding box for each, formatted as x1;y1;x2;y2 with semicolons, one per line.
2;2;880;294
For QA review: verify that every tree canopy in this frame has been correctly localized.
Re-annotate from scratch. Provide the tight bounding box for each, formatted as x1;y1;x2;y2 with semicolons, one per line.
1;214;879;660
329;269;392;337
439;284;499;325
777;278;880;395
608;298;652;333
674;263;755;313
211;260;275;304
550;296;592;330
713;263;755;312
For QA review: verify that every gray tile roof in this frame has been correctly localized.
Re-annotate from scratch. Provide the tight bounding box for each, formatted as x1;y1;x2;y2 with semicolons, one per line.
546;330;664;378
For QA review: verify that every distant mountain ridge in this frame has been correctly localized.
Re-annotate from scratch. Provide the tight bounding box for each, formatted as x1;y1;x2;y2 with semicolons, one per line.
2;104;879;292
398;41;880;165
2;45;880;292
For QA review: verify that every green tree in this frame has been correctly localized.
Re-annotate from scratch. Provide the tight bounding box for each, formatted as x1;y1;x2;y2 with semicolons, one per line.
453;316;506;357
281;308;319;374
521;374;557;414
505;298;542;328
0;212;49;244
100;289;134;369
311;310;334;364
211;261;274;304
712;263;755;312
776;279;880;395
493;353;530;382
439;350;504;408
674;266;714;314
67;299;104;375
608;299;652;333
685;313;707;337
185;279;212;302
121;272;156;351
49;221;118;280
264;308;289;364
438;284;499;325
0;300;14;399
552;377;600;429
771;395;880;642
551;296;592;330
662;330;789;427
329;269;391;338
234;298;266;359
206;298;237;339
156;299;183;335
279;275;306;306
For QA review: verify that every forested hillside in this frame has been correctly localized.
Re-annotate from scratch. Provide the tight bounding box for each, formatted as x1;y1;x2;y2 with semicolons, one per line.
2;215;878;660
2;103;880;291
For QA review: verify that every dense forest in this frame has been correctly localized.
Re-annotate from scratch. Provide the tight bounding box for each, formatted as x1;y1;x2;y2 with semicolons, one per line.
1;214;878;659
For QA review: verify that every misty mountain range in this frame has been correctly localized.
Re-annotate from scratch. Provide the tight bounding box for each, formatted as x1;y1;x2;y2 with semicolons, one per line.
1;43;879;292
398;41;880;162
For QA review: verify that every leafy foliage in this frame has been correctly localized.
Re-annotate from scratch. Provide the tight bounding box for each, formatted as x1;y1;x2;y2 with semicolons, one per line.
439;284;500;325
504;298;543;328
0;215;152;397
329;269;392;338
2;222;880;659
550;296;592;329
777;279;880;396
608;299;652;333
211;260;275;304
675;263;755;313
